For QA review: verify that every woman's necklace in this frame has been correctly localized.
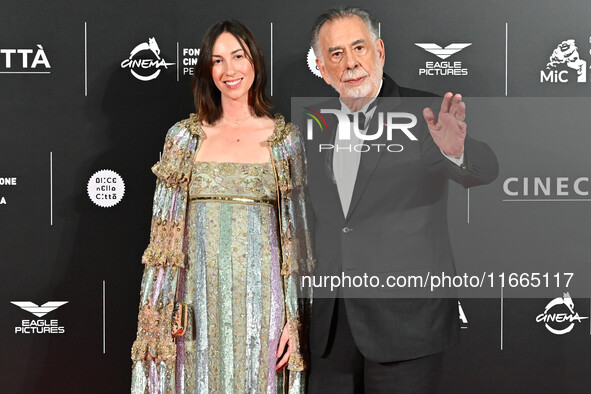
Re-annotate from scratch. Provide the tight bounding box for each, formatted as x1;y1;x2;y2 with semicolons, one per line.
224;114;252;126
223;114;253;142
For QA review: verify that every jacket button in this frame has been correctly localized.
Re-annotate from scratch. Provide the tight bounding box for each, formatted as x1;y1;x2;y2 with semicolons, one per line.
342;227;353;233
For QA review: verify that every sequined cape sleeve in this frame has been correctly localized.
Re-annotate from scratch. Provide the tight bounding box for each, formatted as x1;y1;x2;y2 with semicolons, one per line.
131;116;201;393
269;116;315;390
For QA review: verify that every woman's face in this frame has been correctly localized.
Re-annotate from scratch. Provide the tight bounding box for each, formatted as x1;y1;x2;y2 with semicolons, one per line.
210;32;255;102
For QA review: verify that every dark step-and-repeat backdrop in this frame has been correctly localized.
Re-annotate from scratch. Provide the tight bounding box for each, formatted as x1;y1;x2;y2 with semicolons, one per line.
2;1;591;393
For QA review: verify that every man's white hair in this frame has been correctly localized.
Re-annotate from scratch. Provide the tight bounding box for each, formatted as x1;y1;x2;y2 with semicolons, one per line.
310;6;379;61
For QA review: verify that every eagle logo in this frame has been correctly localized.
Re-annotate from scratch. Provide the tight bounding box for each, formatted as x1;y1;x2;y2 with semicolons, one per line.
11;301;68;317
415;43;472;59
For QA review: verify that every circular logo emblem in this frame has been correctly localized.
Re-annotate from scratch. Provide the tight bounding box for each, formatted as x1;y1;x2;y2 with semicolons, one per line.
120;37;175;81
307;47;322;78
535;292;589;335
87;170;125;208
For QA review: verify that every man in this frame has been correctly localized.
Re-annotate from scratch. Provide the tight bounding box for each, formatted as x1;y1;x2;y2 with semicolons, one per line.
304;7;499;393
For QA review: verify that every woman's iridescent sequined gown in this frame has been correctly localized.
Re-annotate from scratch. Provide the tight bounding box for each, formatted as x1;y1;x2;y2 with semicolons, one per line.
131;115;310;394
176;161;285;393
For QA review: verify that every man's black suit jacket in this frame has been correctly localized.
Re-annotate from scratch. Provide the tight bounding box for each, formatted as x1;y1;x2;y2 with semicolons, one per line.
304;74;499;362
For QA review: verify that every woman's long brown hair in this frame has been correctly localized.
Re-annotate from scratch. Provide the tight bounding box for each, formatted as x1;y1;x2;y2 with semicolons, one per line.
192;20;272;125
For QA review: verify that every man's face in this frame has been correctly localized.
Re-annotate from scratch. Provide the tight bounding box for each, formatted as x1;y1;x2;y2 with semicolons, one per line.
315;15;385;98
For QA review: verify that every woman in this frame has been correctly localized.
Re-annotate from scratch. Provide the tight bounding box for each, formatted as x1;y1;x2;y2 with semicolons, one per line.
130;20;313;393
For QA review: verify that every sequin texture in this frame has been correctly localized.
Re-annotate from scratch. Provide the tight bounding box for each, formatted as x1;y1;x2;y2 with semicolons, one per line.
183;161;282;392
131;115;312;394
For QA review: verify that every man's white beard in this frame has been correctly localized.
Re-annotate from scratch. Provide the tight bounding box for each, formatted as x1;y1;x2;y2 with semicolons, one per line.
335;62;383;98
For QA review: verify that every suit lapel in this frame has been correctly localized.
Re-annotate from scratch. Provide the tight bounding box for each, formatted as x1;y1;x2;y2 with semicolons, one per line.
346;77;402;220
308;99;346;221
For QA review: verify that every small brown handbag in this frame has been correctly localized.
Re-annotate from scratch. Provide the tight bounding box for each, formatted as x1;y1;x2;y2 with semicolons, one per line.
171;301;188;337
171;266;188;338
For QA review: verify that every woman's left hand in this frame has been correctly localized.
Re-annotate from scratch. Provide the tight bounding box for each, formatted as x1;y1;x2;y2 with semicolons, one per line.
275;323;291;371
